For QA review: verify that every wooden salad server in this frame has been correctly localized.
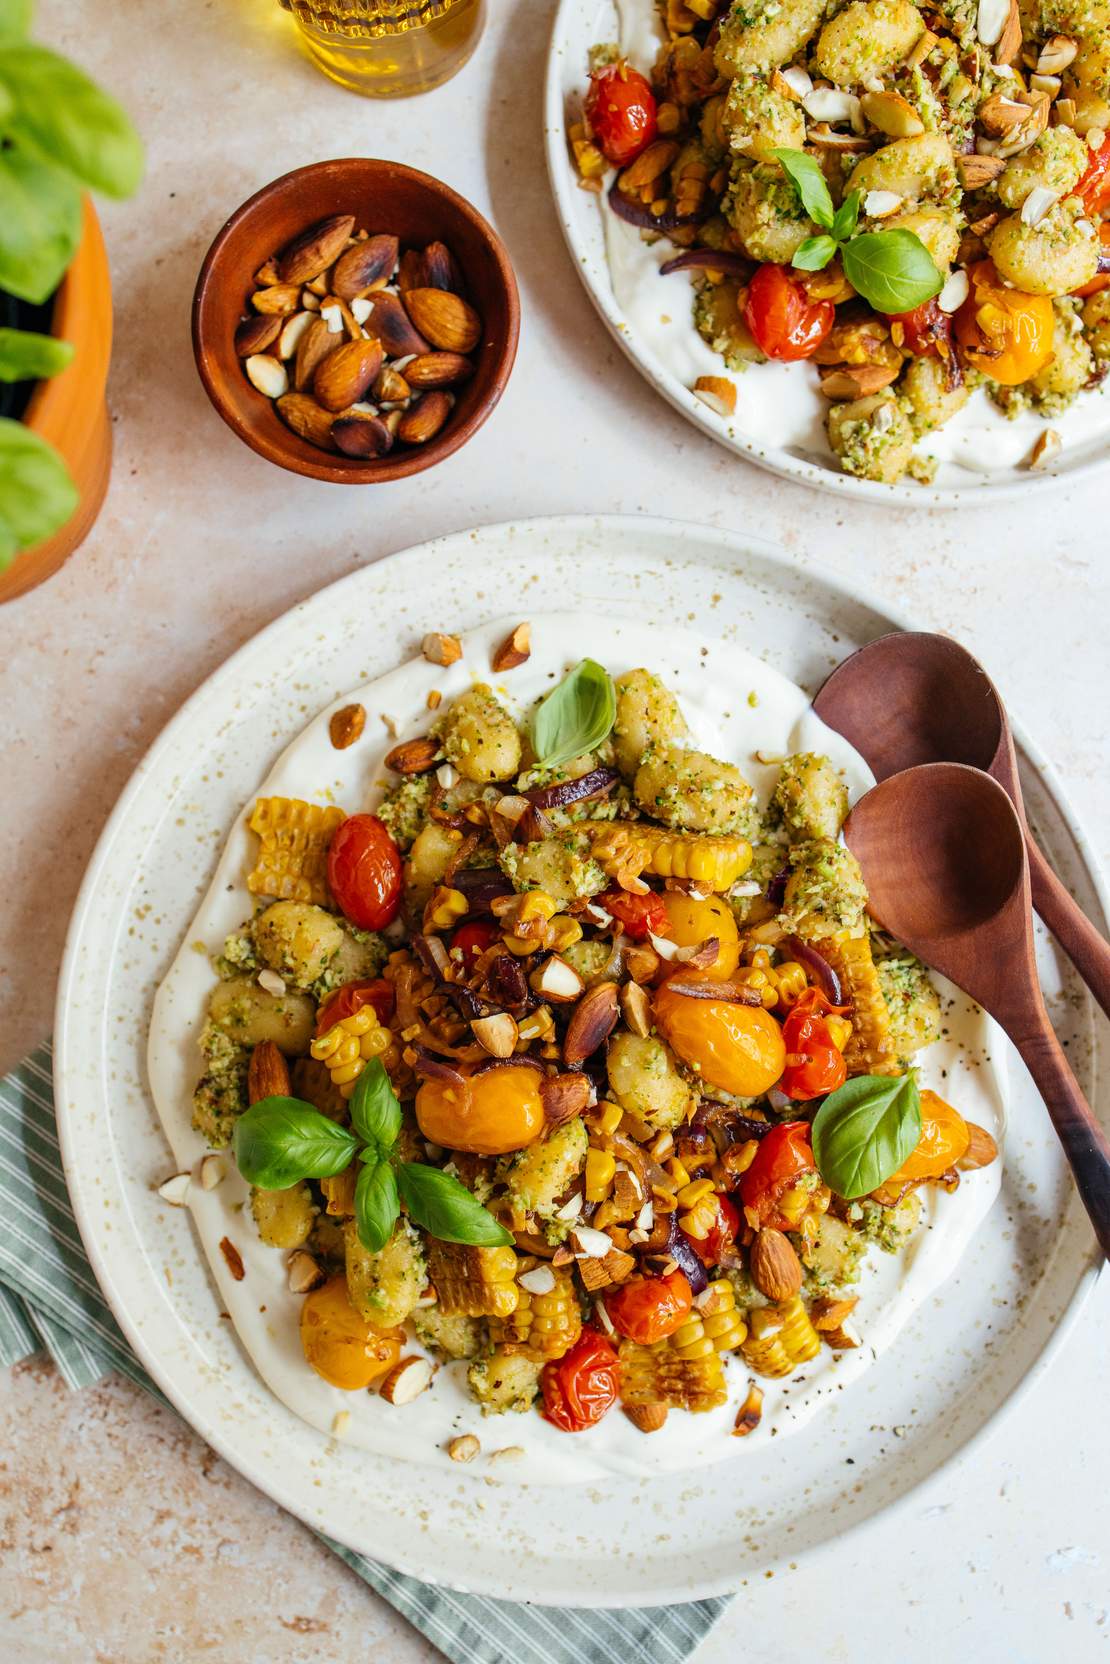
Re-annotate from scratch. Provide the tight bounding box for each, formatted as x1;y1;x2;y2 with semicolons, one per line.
843;762;1110;1259
813;631;1110;1022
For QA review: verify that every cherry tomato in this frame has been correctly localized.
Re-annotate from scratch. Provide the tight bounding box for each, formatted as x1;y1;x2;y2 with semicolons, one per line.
744;264;835;362
739;1122;815;1230
605;1269;692;1344
541;1328;621;1432
585;61;658;167
1073;223;1110;297
953;261;1054;387
450;919;500;969
886;298;953;359
686;1194;740;1265
415;1065;545;1156
315;977;395;1038
326;813;402;931
780;989;847;1102
660;892;740;978
653;972;786;1097
1077;132;1110;214
299;1276;403;1390
879;1089;970;1194
600;889;669;941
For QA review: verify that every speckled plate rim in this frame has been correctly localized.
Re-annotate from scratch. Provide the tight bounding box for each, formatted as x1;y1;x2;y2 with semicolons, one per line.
53;515;1106;1605
543;0;1109;509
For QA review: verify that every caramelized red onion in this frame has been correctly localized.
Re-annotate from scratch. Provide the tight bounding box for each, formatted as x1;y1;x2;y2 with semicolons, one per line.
785;934;843;1006
451;867;514;913
608;179;699;233
659;248;754;279
662;976;763;1003
765;863;790;907
412;933;450;980
524;766;620;811
411;1049;465;1083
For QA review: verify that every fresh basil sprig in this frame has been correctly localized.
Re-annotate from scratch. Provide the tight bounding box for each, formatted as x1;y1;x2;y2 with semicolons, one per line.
811;1071;922;1199
531;658;616;768
772;147;943;314
232;1059;512;1253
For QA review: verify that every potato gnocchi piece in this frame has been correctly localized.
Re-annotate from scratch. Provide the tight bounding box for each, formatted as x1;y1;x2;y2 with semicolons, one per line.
251;1182;315;1250
254;901;346;988
988;202;1100;298
721;75;806;163
612;668;689;779
771;753;849;843
634;744;752;834
714;0;826;76
783;838;868;940
344;1217;427;1330
442;684;522;783
814;0;924;88
498;1116;588;1219
725;162;817;265
997;129;1089;212
900;356;971;437
848;133;956;206
466;1347;544;1414
207;974;316;1054
607;1031;694;1132
826;393;915;485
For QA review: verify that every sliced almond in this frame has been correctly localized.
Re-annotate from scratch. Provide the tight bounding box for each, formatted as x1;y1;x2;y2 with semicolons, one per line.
518;1265;557;1296
278;311;314;360
491;621;531;672
573;1225;614;1258
860;88;924;137
1037;34;1077;74
1021;185;1058;226
863;189;903;219
811;1294;859;1331
257;968;286;997
157;1173;191;1207
995;0;1022;65
471;1011;518;1058
422;631;462;666
379;1355;434;1404
487;1445;525;1466
287;1250;325;1293
619;980;652;1038
530;955;585;1003
774;66;812;101
693;374;736;417
806;123;870;152
373;366;411;405
244;354;289;399
1029;428;1062;471
976;0;1010;46
732;1382;764;1437
198;1153;226;1191
254;258;281;287
818;362;900;397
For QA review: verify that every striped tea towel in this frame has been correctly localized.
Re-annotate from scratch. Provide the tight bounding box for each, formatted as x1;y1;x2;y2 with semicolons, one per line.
0;1043;729;1663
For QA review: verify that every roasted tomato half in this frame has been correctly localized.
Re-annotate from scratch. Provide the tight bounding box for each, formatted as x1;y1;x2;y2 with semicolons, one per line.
326;813;402;931
739;1121;816;1230
605;1269;693;1344
541;1329;621;1432
315;977;395;1038
585;60;658;166
744;264;835;362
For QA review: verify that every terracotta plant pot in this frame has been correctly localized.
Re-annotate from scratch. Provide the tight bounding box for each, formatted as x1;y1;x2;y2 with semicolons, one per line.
0;198;114;604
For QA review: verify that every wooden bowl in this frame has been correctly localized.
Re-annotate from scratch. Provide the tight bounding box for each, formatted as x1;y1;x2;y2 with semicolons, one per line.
192;159;520;483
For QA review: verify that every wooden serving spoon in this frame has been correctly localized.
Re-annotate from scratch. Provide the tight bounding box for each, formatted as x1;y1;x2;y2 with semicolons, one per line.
843;762;1110;1258
813;632;1110;1021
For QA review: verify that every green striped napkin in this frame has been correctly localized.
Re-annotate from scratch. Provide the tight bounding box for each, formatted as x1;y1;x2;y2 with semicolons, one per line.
0;1044;728;1661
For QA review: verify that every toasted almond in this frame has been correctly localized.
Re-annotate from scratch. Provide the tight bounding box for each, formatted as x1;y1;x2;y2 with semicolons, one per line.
959;1120;1001;1165
157;1173;191;1206
405;351;474;389
957;151;1006;189
287;1250;325;1293
572;1224;614;1258
219;1237;245;1281
979;91;1037;133
860;88;924;136
806;123;870;151
530;954;585;1003
302;290;321;311
398;391;453;445
448;1433;481;1462
906;28;938;69
1037;34;1077;74
314;337;384;411
293;316;340;391
996;0;1022;65
804;87;861;126
518;1264;557;1295
624;1402;668;1433
257;969;286;996
823;1320;862;1349
244;354;289;398
492;621;531;671
251;283;303;315
1022;185;1059;226
619;138;681;190
811;1294;860;1332
819;362;900;397
750;1227;803;1301
373;366;412;404
420;240;464;291
198;1153;226;1191
277;214;356;285
332;414;394;459
329;702;366;750
397;248;426;292
332;233;399;299
364;290;431;357
625;943;661;983
276;392;336;450
937;269;970;312
539;1072;592;1125
864;188;903;218
402;288;482;353
693;374;736;417
732;1382;764;1437
563;981;620;1066
422;631;462;666
306;269;334;298
234;314;281;357
619;980;652;1038
385;735;440;774
772;66;809;101
487;1445;525;1466
471;1011;519;1059
379;1355;434;1404
977;0;1010;46
278;310;314;360
248;1039;291;1105
254;258;281;286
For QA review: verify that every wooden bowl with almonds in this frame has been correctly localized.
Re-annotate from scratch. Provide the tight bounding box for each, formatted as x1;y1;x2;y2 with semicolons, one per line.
192;158;520;483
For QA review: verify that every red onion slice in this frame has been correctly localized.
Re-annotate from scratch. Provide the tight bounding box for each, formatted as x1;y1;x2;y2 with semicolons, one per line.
608;179;699;234
659;249;754;279
524;766;620;811
451;868;514;914
411;1049;465;1083
662;977;763;1004
785;934;843;1006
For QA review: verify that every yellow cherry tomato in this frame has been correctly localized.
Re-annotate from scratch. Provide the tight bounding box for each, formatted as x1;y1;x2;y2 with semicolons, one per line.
660;892;740;978
653;972;786;1097
415;1065;545;1156
883;1089;970;1190
954;261;1054;387
300;1275;403;1390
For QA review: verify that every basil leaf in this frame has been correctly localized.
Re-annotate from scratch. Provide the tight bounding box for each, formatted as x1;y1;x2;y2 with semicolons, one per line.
232;1096;358;1189
349;1058;402;1152
396;1163;513;1246
791;235;838;272
0;0;32;39
0;148;82;305
811;1073;922;1199
832;189;861;243
0;417;77;569
841;230;943;314
0;327;73;382
772;148;834;232
0;44;144;199
531;658;616;768
354;1156;400;1253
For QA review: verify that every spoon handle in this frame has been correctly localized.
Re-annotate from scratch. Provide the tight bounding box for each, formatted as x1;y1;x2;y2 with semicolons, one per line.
1026;833;1110;1023
1012;1013;1110;1259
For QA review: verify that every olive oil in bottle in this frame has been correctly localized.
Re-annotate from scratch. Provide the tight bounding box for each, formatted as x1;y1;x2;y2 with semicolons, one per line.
279;0;485;99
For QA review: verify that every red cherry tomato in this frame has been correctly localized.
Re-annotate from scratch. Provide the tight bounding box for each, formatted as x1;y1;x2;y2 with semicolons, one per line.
886;298;953;359
585;61;658;167
1077;132;1110;214
541;1329;621;1432
1074;223;1110;297
739;1122;816;1230
780;989;848;1102
315;977;395;1038
326;814;402;931
450;919;499;968
598;889;669;941
686;1194;740;1265
604;1270;692;1344
744;264;835;362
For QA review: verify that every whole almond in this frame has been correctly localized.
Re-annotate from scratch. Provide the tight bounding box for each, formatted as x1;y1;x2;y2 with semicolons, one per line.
403;288;481;353
397;248;425;292
539;1072;592;1125
254;258;281;287
397;391;452;445
276;392;336;450
624;1402;668;1433
329;702;366;749
750;1228;802;1301
277;214;356;285
564;981;620;1065
491;621;531;671
314;337;384;411
252;284;302;315
405;352;474;389
385;736;439;774
331;413;394;458
248;1039;290;1105
420;240;464;292
235;314;281;356
958;1121;999;1170
422;631;462;665
332;233;399;299
294;315;339;391
364;291;430;358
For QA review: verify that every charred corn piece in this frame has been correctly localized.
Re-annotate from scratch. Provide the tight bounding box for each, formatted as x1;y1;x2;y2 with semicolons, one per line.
619;1336;727;1412
427;1240;519;1319
490;1265;582;1360
584;822;753;892
699;1278;747;1353
740;1297;821;1379
814;933;899;1076
310;1008;392;1099
246;796;345;906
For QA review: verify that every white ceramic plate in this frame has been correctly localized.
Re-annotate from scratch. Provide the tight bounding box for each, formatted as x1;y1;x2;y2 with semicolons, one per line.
56;516;1107;1605
544;0;1110;506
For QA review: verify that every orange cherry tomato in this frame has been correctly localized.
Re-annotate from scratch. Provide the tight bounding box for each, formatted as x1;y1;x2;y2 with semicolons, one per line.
1077;132;1110;214
744;264;835;362
739;1122;815;1230
600;889;669;942
685;1194;740;1265
585;61;658;167
1073;223;1110;297
953;261;1055;386
299;1276;403;1390
450;919;500;969
605;1269;693;1343
315;977;395;1038
327;813;402;931
881;1089;970;1190
885;298;953;359
415;1065;545;1156
653;973;786;1097
660;892;741;978
780;989;848;1102
541;1328;621;1432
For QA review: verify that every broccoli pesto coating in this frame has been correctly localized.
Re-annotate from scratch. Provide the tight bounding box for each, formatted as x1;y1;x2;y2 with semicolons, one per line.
771;753;849;842
782;837;869;939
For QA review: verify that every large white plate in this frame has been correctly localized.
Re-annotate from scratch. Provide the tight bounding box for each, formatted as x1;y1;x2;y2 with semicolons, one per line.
55;516;1107;1605
543;0;1110;507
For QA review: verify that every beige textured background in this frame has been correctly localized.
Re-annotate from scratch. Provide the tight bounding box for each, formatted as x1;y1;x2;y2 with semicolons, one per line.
2;1;1109;1659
